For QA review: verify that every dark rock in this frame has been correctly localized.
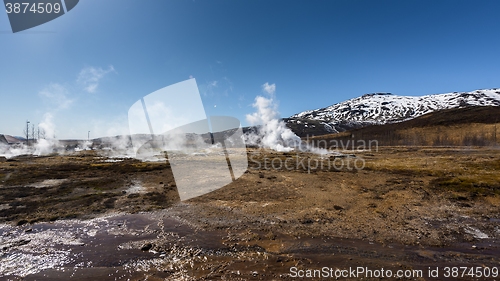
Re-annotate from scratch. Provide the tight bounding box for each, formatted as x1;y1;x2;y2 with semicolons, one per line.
333;205;344;211
141;243;153;251
14;239;31;248
301;218;314;224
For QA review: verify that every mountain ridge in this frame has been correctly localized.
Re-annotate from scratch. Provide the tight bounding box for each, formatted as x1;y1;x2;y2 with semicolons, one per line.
286;88;500;136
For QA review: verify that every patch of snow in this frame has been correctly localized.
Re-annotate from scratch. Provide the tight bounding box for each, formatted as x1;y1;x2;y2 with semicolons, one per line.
464;226;489;239
29;179;67;189
126;181;146;194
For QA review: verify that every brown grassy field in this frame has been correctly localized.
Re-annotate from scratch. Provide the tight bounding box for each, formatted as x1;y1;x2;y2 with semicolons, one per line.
1;147;499;245
1;146;500;280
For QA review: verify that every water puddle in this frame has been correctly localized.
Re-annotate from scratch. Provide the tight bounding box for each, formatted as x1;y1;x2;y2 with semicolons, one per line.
0;213;186;280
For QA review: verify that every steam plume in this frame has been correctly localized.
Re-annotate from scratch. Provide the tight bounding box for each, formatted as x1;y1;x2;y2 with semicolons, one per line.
245;83;301;152
34;113;60;156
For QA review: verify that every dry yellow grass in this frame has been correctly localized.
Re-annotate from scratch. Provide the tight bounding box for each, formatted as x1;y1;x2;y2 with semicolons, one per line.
362;147;500;197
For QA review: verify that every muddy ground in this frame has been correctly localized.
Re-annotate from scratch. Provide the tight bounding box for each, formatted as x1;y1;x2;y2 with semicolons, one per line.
0;147;499;280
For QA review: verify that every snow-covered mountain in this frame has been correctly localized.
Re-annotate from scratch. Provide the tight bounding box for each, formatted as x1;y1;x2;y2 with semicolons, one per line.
287;89;500;135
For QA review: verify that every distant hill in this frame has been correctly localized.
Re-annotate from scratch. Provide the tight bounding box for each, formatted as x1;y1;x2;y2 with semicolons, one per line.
0;134;24;145
286;88;500;136
307;106;500;147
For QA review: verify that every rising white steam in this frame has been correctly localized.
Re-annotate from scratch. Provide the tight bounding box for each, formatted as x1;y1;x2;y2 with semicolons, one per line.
0;144;28;159
34;113;60;156
0;113;65;158
245;83;301;152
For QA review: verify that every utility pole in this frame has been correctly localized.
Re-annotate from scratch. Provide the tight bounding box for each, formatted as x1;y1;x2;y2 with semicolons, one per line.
31;124;35;144
26;120;30;146
88;131;90;141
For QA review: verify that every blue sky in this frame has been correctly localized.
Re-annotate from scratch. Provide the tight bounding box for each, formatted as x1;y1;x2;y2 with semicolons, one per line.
1;0;500;139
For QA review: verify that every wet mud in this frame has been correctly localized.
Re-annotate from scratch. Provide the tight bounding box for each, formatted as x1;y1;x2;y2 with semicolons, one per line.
1;207;499;280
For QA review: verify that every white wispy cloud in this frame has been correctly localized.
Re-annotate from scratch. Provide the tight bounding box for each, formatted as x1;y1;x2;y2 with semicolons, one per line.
262;82;276;95
77;65;115;93
201;80;219;97
38;83;74;110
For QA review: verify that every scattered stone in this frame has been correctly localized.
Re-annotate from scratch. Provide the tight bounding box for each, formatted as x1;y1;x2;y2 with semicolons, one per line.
0;204;11;210
141;243;153;251
15;239;31;247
